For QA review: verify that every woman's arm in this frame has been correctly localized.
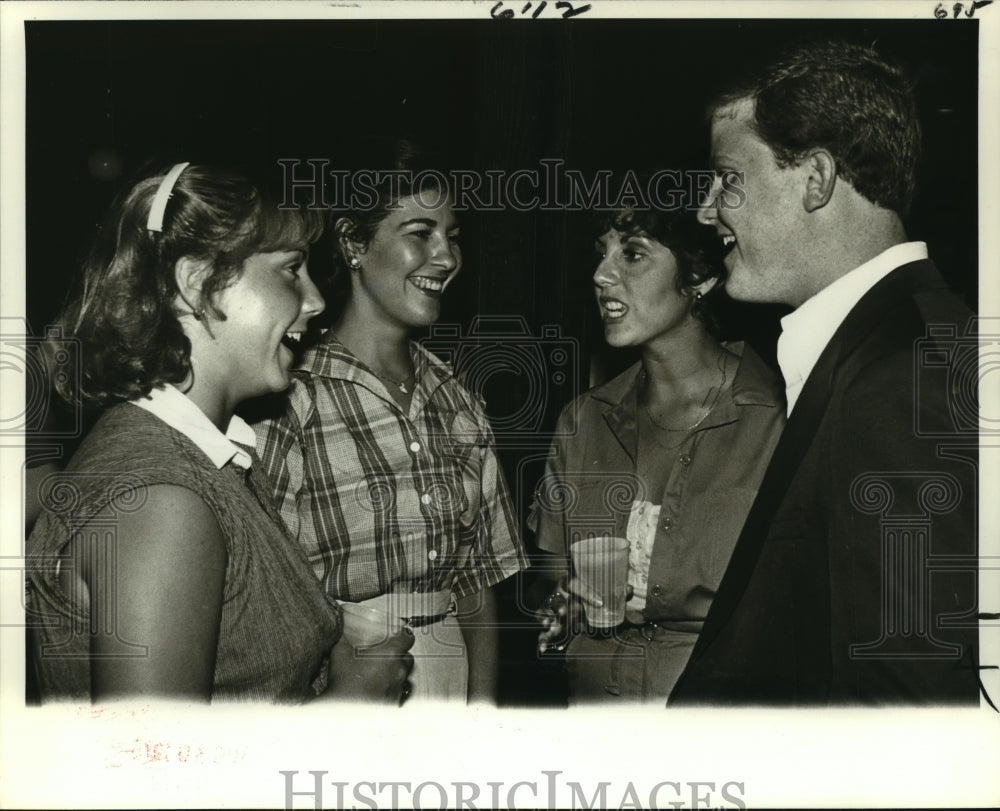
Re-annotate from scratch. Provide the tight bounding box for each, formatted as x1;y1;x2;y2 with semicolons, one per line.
456;587;499;705
251;383;313;541
76;485;226;700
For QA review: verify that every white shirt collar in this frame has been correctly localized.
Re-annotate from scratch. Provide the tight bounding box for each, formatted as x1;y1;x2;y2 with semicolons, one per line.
129;385;256;470
776;241;928;416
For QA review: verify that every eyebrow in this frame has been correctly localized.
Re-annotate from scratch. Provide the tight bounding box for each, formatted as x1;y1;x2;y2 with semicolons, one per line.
620;231;649;243
397;217;461;231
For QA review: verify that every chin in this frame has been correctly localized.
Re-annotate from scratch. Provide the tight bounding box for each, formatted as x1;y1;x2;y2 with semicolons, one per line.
419;300;443;320
722;270;756;303
603;329;634;348
406;310;440;330
262;364;293;394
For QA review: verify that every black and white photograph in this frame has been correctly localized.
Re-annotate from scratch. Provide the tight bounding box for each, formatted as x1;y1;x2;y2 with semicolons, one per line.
1;0;998;808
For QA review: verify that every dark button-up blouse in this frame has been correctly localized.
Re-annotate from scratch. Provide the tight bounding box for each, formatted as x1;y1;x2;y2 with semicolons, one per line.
532;343;785;627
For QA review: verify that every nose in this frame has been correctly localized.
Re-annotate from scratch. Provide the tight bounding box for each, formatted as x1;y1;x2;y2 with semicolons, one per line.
300;266;326;319
696;175;722;226
593;254;618;288
431;233;460;273
431;236;462;282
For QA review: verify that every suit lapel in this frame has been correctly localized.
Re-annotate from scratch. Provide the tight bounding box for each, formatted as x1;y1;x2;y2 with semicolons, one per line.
687;260;945;659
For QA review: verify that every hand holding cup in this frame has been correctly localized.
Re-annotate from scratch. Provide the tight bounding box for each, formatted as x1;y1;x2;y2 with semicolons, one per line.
569;535;630;629
536;575;605;653
324;603;415;704
536;539;631;654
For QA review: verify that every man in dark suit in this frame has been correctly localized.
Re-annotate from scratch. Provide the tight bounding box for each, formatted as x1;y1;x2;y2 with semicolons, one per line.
671;40;980;704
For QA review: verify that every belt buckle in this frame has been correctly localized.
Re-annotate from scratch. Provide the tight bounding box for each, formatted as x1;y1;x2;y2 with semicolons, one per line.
405;612;447;629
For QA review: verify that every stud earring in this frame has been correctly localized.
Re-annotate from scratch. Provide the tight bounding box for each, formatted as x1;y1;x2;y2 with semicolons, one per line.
349;257;360;269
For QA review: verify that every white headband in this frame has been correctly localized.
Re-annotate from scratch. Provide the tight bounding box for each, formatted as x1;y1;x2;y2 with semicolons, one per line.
146;162;190;232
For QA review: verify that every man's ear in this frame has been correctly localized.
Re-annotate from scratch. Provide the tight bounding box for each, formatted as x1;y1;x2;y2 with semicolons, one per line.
174;257;211;318
803;148;837;213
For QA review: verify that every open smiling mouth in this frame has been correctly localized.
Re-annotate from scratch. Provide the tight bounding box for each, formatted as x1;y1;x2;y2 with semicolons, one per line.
600;298;628;320
281;331;303;352
721;233;737;256
409;276;446;297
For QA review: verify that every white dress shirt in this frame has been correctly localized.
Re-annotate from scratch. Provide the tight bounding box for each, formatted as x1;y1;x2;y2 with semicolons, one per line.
776;241;928;415
130;384;256;469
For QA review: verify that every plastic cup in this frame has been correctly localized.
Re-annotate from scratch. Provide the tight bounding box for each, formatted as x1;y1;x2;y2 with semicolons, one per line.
569;535;630;629
338;602;405;648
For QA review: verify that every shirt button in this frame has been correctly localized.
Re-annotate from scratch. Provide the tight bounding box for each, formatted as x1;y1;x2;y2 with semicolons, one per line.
662;517;673;530
428;549;438;561
410;441;421;453
421;493;432;505
679;454;692;466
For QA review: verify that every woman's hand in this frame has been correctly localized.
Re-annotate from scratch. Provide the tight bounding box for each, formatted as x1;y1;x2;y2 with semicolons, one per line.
323;627;415;705
536;576;605;653
536;576;635;653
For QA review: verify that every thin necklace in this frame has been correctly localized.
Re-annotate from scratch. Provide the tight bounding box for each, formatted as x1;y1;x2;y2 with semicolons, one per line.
328;332;415;394
370;368;414;394
641;351;729;433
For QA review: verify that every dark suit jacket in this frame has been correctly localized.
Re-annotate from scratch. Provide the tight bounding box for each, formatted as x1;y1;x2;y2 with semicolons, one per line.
670;260;980;705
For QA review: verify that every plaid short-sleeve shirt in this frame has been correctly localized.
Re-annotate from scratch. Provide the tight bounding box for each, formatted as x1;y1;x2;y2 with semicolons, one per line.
254;336;528;602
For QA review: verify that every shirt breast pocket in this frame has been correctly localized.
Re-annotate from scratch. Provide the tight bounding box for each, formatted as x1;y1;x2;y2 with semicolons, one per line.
414;439;479;526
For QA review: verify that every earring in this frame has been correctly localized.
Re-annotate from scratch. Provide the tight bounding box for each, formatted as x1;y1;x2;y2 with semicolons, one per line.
694;291;704;302
349;257;360;270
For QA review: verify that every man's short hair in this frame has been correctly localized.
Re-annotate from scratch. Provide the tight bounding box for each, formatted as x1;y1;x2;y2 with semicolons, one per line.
710;39;921;216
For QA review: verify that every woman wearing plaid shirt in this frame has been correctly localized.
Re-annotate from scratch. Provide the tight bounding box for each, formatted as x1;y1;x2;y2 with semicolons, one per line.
253;142;528;703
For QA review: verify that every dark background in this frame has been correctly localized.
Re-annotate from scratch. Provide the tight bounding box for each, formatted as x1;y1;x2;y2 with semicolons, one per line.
24;17;979;706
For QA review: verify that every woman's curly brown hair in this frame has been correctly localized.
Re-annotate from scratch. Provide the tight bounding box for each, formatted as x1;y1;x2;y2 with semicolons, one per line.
51;163;325;408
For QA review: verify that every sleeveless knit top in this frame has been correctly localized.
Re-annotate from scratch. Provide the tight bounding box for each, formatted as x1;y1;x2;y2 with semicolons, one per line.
27;404;342;702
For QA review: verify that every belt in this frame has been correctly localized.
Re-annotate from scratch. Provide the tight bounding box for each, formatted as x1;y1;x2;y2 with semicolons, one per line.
358;588;455;629
405;612;452;628
585;618;694;640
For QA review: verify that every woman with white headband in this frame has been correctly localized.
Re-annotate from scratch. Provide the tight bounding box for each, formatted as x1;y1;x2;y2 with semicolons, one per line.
26;162;413;703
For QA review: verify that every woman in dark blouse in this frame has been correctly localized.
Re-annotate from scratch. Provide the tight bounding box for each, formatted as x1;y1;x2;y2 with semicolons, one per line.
533;198;785;704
